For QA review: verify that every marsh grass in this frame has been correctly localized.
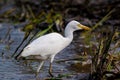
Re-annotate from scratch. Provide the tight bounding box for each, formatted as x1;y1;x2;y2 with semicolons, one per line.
90;27;116;80
78;8;120;80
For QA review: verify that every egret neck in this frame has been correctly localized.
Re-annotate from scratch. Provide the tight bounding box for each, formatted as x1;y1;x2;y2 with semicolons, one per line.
64;25;74;41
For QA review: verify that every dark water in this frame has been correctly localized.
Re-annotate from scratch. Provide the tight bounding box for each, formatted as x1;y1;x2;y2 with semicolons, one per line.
0;23;91;80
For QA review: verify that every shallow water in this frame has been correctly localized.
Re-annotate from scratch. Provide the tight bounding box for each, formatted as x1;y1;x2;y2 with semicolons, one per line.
1;23;119;80
0;23;91;80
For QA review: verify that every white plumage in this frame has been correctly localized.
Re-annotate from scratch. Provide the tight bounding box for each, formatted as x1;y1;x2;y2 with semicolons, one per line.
18;20;91;77
21;33;70;57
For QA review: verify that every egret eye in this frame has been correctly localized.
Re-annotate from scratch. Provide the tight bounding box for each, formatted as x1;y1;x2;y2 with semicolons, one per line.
73;26;78;30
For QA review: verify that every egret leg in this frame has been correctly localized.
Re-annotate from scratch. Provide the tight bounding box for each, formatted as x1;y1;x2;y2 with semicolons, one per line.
35;61;44;77
48;55;55;77
49;62;54;77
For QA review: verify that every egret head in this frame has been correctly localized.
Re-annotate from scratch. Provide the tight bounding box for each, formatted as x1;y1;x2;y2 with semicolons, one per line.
66;20;91;31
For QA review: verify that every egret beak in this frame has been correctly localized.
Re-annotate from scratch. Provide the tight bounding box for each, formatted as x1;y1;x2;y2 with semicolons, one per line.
77;24;91;30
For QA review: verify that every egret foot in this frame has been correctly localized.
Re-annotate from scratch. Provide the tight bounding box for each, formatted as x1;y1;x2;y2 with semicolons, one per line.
35;73;40;80
35;61;44;78
35;72;39;78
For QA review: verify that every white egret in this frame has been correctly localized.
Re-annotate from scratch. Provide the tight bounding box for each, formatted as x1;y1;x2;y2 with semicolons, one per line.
17;20;91;77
